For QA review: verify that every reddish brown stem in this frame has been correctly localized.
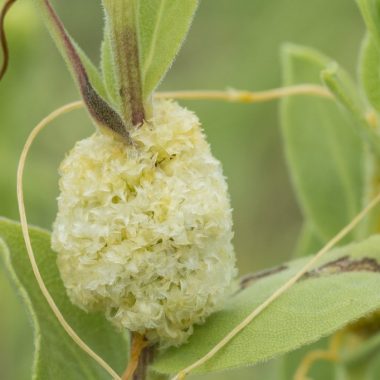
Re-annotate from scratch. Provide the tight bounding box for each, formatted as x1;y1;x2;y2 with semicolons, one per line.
0;0;17;80
122;333;148;380
41;0;129;140
132;345;155;380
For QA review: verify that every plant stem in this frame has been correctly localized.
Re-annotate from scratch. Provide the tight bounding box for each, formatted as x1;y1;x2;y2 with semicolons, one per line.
0;0;17;80
122;333;148;380
102;0;145;127
156;84;332;103
133;346;155;380
37;0;128;140
17;102;121;380
170;192;380;380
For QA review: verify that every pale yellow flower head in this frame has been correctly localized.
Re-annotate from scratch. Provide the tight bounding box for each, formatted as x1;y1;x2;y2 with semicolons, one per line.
52;100;236;347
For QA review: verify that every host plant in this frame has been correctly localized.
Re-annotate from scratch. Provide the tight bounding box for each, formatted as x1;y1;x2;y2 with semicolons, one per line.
1;1;380;380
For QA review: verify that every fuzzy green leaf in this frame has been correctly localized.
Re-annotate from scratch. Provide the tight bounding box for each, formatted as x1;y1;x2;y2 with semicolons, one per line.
101;0;198;118
360;34;380;113
101;24;119;106
0;265;33;380
0;218;128;380
75;43;108;102
280;44;364;242
320;63;366;125
102;0;145;126
153;236;380;374
36;0;128;140
36;0;106;97
138;0;199;99
357;0;380;43
321;65;380;156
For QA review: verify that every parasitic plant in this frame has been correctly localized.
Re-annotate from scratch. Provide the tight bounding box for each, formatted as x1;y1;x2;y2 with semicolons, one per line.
1;1;380;380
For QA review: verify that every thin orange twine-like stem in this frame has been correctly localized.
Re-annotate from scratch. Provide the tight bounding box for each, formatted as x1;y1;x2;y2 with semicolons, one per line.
122;333;148;380
156;84;332;103
171;192;380;380
17;100;122;380
15;84;335;379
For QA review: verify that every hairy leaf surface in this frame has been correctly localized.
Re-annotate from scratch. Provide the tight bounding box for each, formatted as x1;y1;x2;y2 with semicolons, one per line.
281;44;364;242
321;65;380;157
357;0;380;43
36;1;107;101
154;236;380;374
36;0;128;138
0;218;128;380
100;0;198;105
137;0;199;99
360;34;380;112
101;25;119;106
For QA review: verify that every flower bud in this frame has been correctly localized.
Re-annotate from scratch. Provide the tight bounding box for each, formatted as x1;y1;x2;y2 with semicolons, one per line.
52;100;237;347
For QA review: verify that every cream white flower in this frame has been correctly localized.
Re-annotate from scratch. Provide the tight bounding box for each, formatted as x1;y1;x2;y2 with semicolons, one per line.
52;100;237;347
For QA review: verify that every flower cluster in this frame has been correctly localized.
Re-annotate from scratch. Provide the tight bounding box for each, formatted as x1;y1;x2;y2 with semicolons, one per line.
52;100;237;347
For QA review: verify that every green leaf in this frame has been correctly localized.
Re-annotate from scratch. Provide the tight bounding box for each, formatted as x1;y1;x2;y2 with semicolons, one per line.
0;218;128;380
138;0;199;99
153;235;380;374
321;65;380;156
320;63;366;125
0;265;33;380
100;24;119;106
76;43;108;102
36;0;129;140
280;44;364;242
101;0;199;121
35;1;106;99
357;0;380;44
360;34;380;113
102;0;145;126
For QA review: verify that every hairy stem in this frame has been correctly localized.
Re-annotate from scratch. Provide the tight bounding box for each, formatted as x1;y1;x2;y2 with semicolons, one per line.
36;0;128;139
102;0;145;126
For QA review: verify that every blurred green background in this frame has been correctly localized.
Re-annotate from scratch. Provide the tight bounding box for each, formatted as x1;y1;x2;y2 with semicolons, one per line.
0;0;365;379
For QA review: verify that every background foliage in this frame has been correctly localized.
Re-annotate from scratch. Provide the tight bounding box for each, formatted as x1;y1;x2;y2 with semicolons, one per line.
0;0;365;379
